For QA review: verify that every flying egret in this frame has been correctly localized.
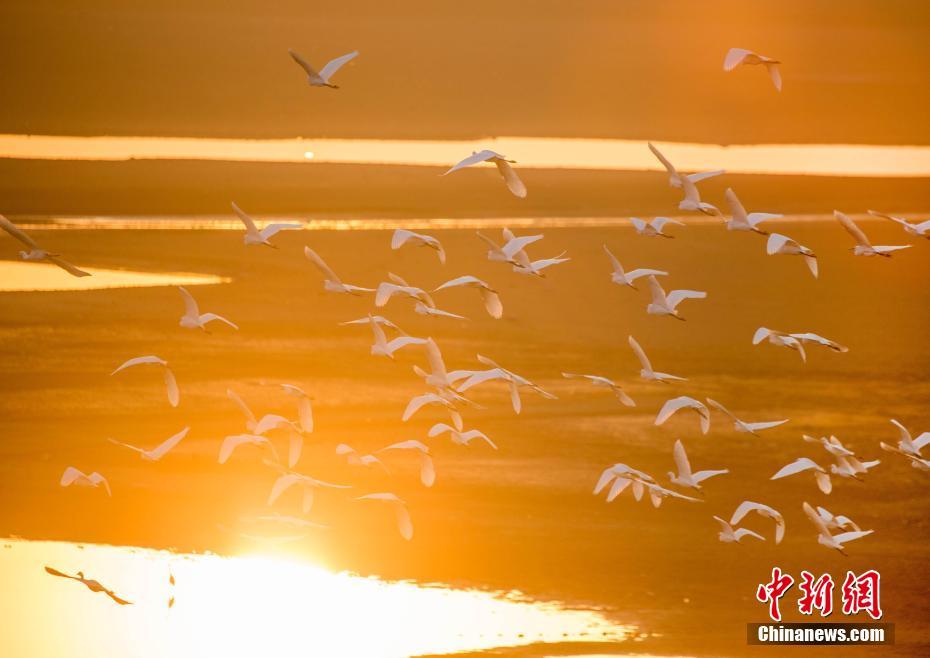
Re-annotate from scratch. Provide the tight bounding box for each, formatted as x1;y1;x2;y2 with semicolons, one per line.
457;354;557;414
594;464;657;502
45;567;132;604
376;273;435;308
630;217;684;238
434;275;502;319
391;229;446;264
443;150;527;198
887;419;930;456
868;209;930;239
108;427;189;462
428;423;498;449
477;229;541;267
603;244;668;288
628;335;686;383
790;332;848;354
336;444;389;472
879;441;930;471
641;481;703;507
369;316;427;358
668;439;728;490
831;454;880;479
0;214;90;276
730;501;785;544
377;440;435;487
655;396;711;434
402;392;464;430
713;517;765;544
802;435;856;458
647;142;725;189
267;472;350;514
771;457;832;494
835;210;911;257
280;384;314;433
813;505;863;533
288;49;358;88
723;47;782;91
355;493;413;540
752;328;807;362
111;355;179;407
646;275;706;320
219;434;280;465
177;286;238;332
678;174;721;216
561;372;635;407
231;203;302;247
340;315;407;335
304;246;374;295
802;502;873;555
512;252;570;277
766;233;818;278
724;188;779;234
60;467;111;496
705;399;788;436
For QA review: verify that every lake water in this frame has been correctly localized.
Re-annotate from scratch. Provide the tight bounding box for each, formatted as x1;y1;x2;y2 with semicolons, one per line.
3;134;930;177
0;261;228;292
0;538;637;658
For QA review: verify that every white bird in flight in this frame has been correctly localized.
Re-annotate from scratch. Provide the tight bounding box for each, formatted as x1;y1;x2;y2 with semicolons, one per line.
752;328;808;362
802;434;856;458
561;372;635;407
219;434;280;465
231;203;302;247
288;49;358;88
678;174;721;216
108;427;189;462
369;315;427;359
336;444;389;472
356;493;413;540
443;150;527;198
630;217;684;238
512;252;571;277
771;457;832;494
812;505;863;534
280;384;314;434
802;502;873;555
831;454;880;480
377;440;435;487
402;392;464;430
640;481;703;507
434;275;503;319
603;244;667;288
655;396;711;434
45;566;132;605
111;355;179;407
835;210;911;257
476;229;542;267
628;336;686;383
705;399;788;436
0;214;90;276
376;273;459;318
868;209;930;240
647;142;725;189
723;47;782;91
724;188;780;234
391;229;446;264
177;286;238;332
304;246;374;295
340;315;407;335
457;354;557;414
267;472;350;514
428;423;497;449
713;517;765;544
594;463;656;502
668;439;728;491
790;332;849;354
730;501;785;544
885;419;930;457
60;467;111;496
646;275;706;320
766;233;818;278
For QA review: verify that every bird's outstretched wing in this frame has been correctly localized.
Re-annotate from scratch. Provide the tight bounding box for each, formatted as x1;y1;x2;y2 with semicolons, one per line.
723;47;752;71
495;160;527;198
304;246;341;283
627;336;653;372
150;426;189;460
443;150;497;176
260;223;303;240
834;211;872;248
319;51;359;82
647;142;677;176
0;214;42;249
178;286;200;318
231;202;259;233
288;49;320;77
47;256;91;277
672;439;692;479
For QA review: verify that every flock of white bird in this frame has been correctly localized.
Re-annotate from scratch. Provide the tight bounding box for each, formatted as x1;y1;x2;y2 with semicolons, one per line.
3;45;927;603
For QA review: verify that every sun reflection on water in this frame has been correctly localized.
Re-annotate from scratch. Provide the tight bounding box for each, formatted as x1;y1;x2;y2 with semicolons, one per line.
0;539;633;658
0;261;229;292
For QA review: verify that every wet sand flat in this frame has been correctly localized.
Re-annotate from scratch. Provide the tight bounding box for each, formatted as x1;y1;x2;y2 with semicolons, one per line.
0;223;927;656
